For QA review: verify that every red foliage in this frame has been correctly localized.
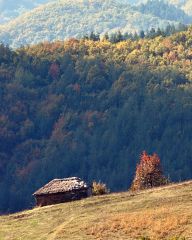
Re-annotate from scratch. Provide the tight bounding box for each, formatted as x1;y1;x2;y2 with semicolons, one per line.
49;63;60;79
131;151;167;191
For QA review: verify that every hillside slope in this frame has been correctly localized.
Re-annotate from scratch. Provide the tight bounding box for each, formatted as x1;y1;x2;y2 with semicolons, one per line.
0;0;54;24
0;181;192;240
183;1;192;16
1;0;192;26
1;28;192;214
168;0;192;15
136;0;192;24
0;0;179;48
0;0;180;24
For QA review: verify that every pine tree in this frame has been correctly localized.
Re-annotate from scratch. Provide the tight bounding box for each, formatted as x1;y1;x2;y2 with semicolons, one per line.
103;32;109;41
139;30;145;39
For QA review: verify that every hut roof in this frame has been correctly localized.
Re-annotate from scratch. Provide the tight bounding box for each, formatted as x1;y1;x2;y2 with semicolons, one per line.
33;177;89;196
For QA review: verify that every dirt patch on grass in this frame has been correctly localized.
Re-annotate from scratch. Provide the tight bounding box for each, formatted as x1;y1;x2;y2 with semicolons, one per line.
11;213;33;220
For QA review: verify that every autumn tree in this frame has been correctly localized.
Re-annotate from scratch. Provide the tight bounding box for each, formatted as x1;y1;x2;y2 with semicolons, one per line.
131;151;168;191
49;62;60;79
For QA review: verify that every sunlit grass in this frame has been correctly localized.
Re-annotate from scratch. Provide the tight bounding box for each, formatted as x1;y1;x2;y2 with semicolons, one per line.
0;181;191;240
86;207;190;239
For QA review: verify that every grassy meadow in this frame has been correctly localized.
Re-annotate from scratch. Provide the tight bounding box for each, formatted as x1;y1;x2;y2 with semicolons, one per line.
0;181;192;240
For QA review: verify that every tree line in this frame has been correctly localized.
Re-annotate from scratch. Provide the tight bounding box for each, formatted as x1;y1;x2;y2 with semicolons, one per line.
83;23;188;43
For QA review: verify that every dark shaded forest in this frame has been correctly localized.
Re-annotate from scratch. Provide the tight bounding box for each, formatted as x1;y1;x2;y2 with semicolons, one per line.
0;27;192;213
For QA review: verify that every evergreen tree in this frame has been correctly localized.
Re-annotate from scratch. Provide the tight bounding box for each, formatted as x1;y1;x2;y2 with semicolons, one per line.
139;30;145;39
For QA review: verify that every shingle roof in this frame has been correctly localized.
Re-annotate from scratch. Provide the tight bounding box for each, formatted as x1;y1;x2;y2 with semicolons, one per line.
33;177;89;196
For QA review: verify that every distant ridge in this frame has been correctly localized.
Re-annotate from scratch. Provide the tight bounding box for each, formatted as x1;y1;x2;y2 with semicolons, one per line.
0;0;183;48
0;0;54;24
0;0;192;25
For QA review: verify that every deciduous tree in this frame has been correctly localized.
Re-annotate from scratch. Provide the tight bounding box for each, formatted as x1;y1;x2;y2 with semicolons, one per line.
131;151;168;191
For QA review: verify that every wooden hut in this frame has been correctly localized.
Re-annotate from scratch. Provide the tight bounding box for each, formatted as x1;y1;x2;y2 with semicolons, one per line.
33;177;92;207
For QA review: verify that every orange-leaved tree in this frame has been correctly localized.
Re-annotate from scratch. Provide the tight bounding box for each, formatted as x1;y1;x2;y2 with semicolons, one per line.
131;151;168;191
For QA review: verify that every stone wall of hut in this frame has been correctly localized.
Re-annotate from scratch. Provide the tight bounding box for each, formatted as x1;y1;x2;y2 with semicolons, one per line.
35;188;91;207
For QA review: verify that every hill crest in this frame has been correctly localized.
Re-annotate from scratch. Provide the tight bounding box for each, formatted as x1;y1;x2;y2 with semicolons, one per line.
0;0;180;48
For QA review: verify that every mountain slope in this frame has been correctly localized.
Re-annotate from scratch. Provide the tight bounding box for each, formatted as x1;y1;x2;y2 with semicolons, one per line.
0;0;54;24
136;0;192;24
1;28;192;214
182;1;192;16
1;0;192;26
0;181;192;239
0;0;179;48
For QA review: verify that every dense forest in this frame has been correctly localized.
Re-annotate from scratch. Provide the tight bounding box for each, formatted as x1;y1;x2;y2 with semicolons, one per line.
136;0;192;24
0;0;189;48
0;0;53;24
0;27;192;214
1;0;192;28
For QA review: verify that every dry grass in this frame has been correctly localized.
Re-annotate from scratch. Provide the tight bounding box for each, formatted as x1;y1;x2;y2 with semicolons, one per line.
0;181;192;240
87;207;190;240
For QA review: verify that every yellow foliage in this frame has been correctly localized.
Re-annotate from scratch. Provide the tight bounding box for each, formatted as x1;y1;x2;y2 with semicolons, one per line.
92;181;110;196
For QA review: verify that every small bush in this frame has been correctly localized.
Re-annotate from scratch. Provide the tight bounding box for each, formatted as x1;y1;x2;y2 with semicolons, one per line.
92;181;110;196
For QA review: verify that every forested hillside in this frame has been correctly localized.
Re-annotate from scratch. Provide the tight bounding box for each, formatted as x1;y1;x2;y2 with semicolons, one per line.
1;0;192;26
136;0;192;24
183;1;192;16
0;27;192;214
0;0;184;48
0;0;53;24
169;0;192;15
